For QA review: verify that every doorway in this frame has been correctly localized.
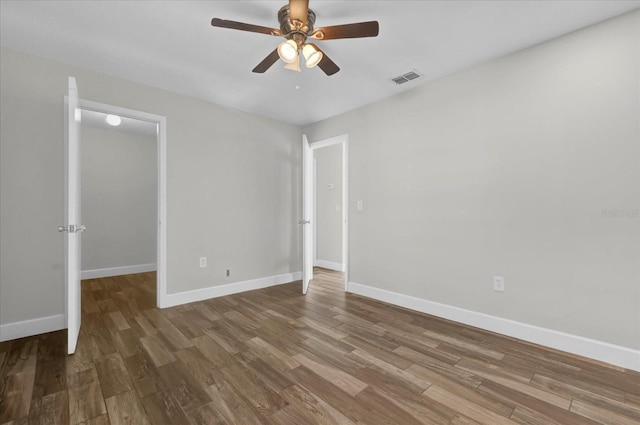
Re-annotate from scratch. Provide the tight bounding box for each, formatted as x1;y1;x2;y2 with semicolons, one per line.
302;134;349;292
77;99;167;308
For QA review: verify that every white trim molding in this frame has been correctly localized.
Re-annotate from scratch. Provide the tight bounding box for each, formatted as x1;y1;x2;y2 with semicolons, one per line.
81;263;157;280
347;281;640;372
0;314;65;342
314;259;345;272
162;272;302;308
78;98;167;311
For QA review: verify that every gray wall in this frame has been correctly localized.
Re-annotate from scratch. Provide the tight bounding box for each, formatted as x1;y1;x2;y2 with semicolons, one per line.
1;11;638;352
303;11;640;350
314;144;343;267
81;126;157;272
0;46;301;327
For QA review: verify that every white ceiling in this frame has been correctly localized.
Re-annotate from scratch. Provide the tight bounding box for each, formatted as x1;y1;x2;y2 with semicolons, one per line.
1;1;638;125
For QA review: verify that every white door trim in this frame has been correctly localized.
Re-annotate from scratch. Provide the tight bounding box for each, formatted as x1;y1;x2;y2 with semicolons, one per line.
302;135;313;294
306;133;349;291
78;99;168;308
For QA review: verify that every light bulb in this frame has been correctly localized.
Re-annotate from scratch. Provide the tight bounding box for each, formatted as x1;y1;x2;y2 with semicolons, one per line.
105;114;122;126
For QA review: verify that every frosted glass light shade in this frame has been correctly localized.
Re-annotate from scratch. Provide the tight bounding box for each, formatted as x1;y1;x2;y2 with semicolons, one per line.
277;40;298;63
283;53;301;72
105;114;122;126
302;44;323;68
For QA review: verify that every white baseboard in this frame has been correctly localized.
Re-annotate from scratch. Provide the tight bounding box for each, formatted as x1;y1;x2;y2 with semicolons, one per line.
81;263;157;280
314;259;345;272
162;272;302;308
347;281;640;372
0;314;65;342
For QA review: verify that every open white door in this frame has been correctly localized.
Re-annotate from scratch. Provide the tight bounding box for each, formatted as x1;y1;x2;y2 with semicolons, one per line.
302;134;313;294
62;76;83;354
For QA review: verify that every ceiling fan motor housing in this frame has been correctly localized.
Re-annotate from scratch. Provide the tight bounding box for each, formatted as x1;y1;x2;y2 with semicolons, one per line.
278;5;316;46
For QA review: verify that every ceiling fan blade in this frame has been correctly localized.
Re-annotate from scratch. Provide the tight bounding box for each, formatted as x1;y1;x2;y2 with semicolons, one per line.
289;0;309;26
211;18;281;36
309;45;340;76
311;21;379;40
252;49;280;73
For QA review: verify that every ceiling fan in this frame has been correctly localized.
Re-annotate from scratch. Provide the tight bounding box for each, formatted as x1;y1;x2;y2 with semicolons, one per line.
211;0;379;76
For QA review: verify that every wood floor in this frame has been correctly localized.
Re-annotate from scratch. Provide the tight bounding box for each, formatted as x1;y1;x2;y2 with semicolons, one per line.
1;269;638;424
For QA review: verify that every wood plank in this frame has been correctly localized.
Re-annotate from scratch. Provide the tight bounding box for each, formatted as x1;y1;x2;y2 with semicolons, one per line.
354;386;427;425
214;380;271;423
31;332;66;399
139;334;176;367
218;363;288;417
141;388;191;424
108;311;131;331
531;371;626;404
570;398;640;425
290;365;388;424
392;342;461;367
187;400;234;425
407;364;513;418
293;352;368;397
27;390;68;425
343;334;413;369
458;360;572;410
479;380;602;425
509;405;564;425
190;335;236;370
104;390;151;425
77;414;110;425
112;328;143;358
423;329;505;361
156;361;211;412
67;367;107;424
352;366;455;425
278;384;357;424
423;385;517;425
235;353;295;393
348;349;431;393
296;315;348;339
94;352;133;398
122;351;160;399
174;346;224;388
0;372;35;423
246;337;300;370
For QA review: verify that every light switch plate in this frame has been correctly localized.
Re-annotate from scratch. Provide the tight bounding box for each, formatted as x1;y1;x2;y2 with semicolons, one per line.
493;276;504;292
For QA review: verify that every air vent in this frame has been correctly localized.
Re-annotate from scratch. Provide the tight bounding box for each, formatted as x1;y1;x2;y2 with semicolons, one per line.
391;70;422;85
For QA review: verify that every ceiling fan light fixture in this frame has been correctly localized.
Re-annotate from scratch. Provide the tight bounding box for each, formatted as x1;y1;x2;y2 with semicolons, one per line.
277;39;298;63
302;44;323;68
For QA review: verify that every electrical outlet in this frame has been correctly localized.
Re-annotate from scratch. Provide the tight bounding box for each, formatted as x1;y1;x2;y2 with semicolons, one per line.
493;276;505;292
199;257;207;268
226;269;230;277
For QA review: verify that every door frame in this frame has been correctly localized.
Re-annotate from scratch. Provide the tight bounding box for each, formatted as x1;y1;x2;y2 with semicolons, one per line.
304;133;349;290
77;99;168;308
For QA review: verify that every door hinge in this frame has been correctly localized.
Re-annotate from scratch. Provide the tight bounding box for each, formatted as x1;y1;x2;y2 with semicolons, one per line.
58;224;86;233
